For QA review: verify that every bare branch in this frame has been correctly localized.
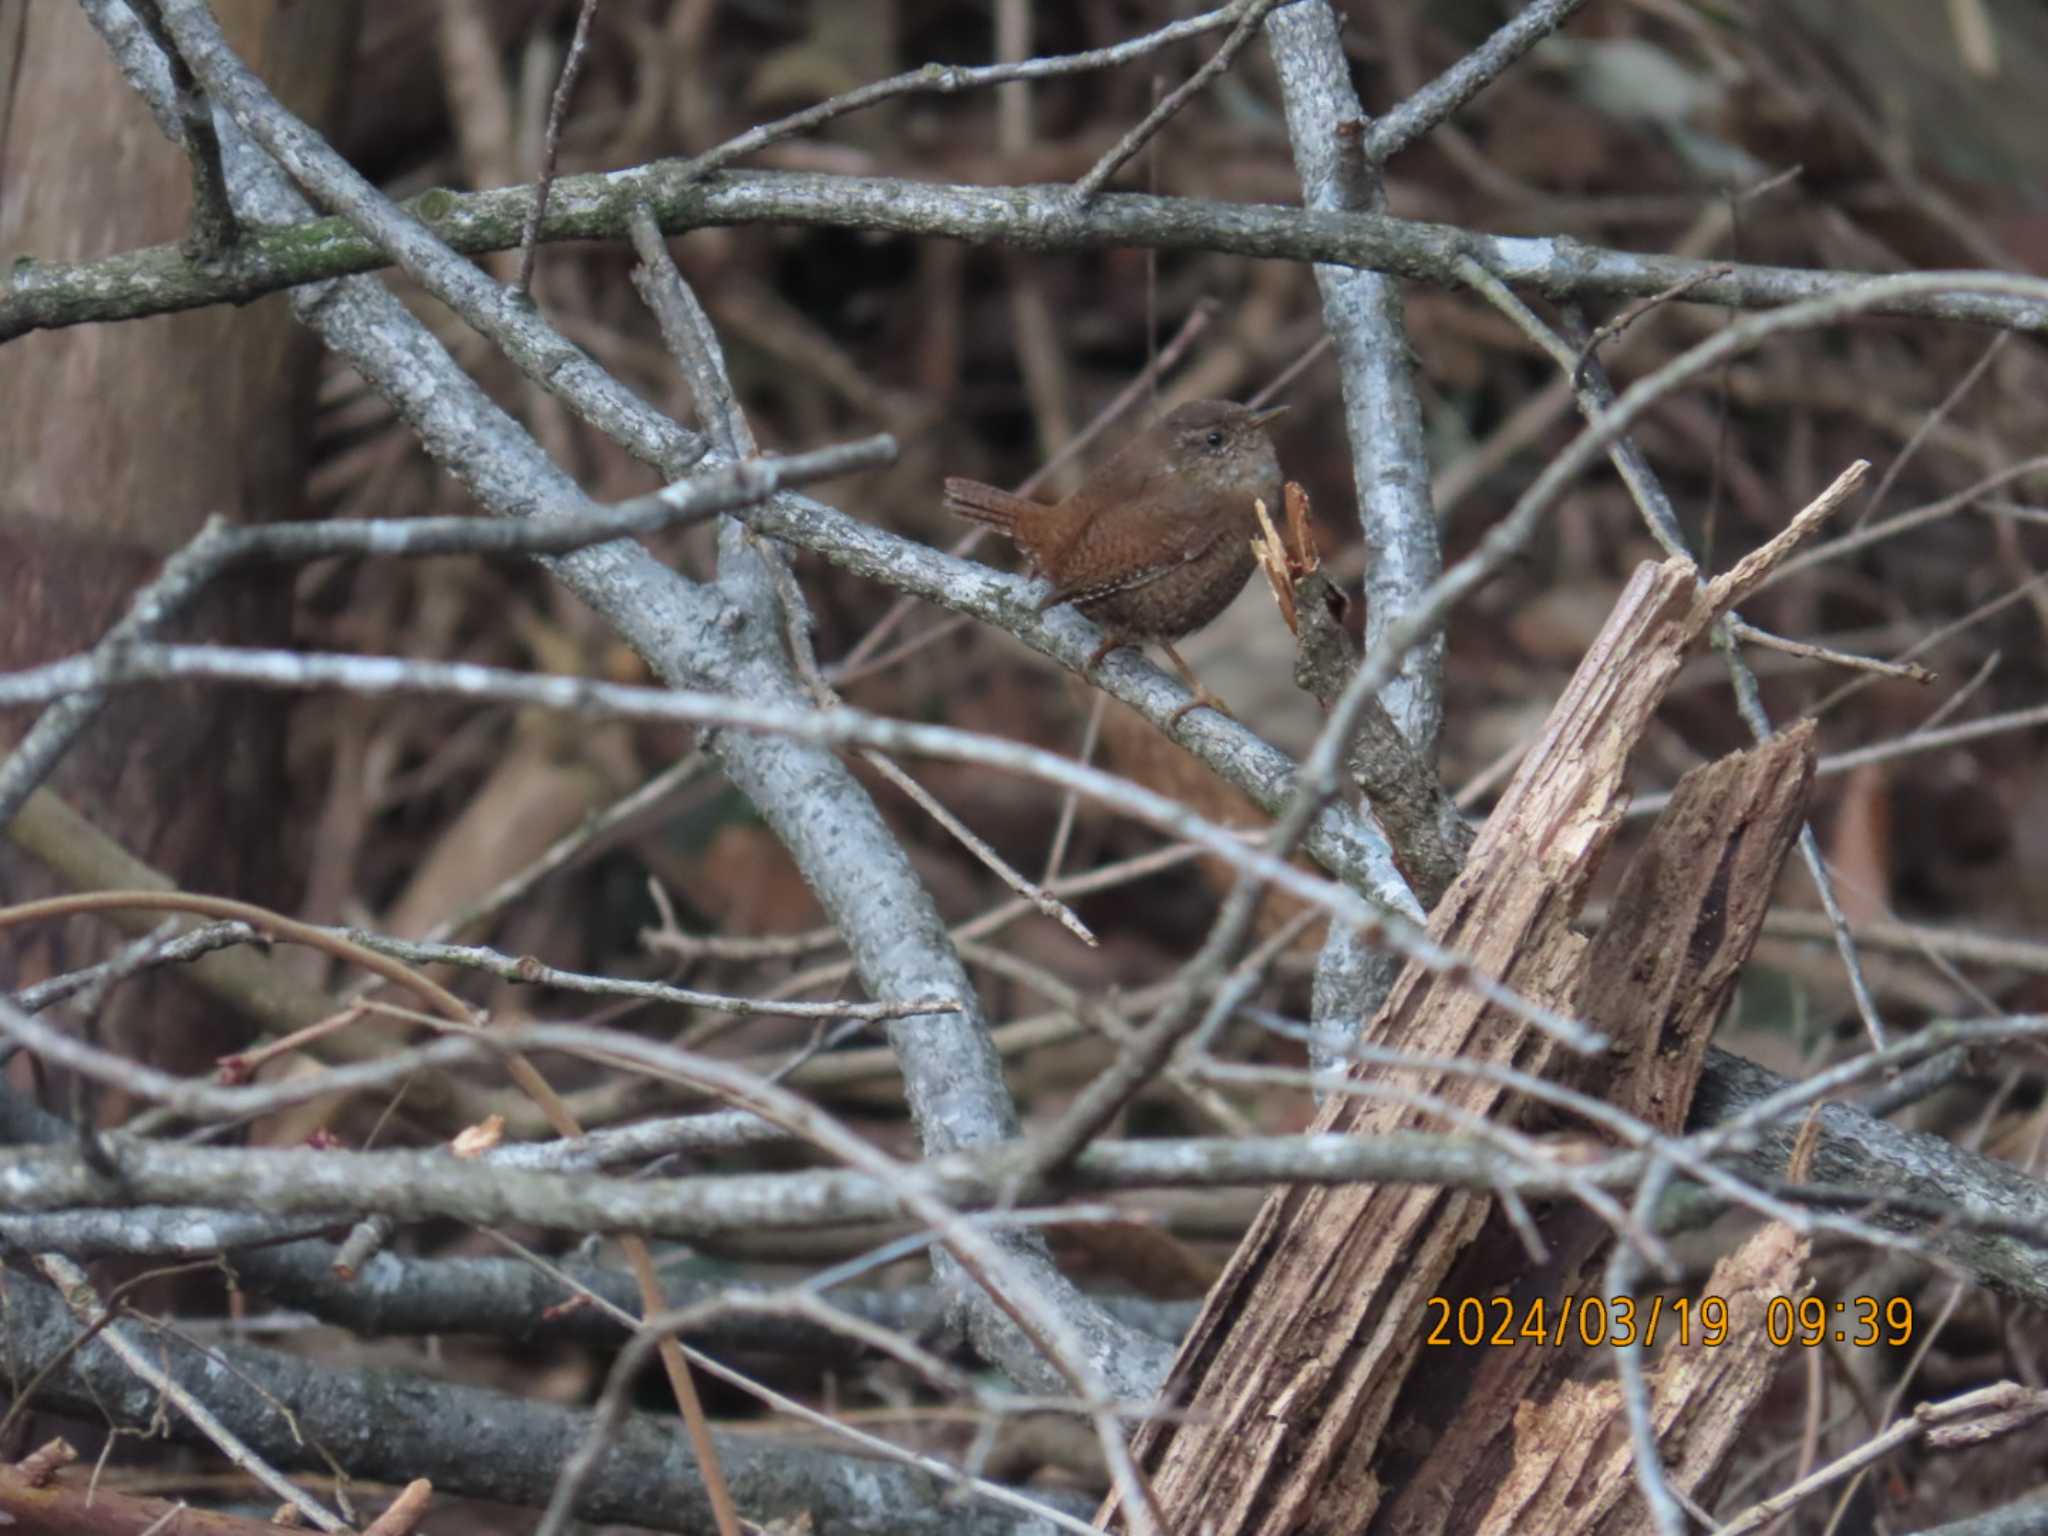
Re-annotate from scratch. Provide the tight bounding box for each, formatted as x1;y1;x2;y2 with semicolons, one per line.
0;652;1601;1053
32;1254;349;1532
13;171;2048;344
1268;2;1443;752
98;0;1173;1409
0;1275;1091;1536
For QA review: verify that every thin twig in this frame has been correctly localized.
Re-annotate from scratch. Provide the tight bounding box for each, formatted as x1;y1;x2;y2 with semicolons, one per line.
1906;650;1999;736
1627;700;2048;818
1074;0;1290;202
860;749;1096;945
0;517;238;828
9;919;248;1016
1853;331;2008;527
1571;263;1735;384
671;4;1262;184
1041;690;1109;889
643;917;846;963
1809;569;2048;720
1767;454;2048;592
395;751;710;950
1602;1156;1687;1536
339;931;967;1017
1714;1384;2048;1536
1586;899;2048;979
32;1255;349;1532
1249;333;1332;411
0;647;1605;1052
1724;617;1934;683
515;0;600;295
1365;0;1594;163
0;434;893;831
957;937;1249;1137
1814;699;2048;778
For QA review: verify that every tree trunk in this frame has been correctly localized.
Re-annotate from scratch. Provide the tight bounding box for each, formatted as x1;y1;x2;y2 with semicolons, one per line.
0;0;358;1074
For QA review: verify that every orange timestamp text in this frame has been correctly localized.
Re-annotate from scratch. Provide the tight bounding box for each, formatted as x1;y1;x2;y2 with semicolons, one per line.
1422;1294;1914;1350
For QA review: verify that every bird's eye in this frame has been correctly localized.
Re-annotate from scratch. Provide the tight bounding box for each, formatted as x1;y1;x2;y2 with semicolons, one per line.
1205;430;1225;449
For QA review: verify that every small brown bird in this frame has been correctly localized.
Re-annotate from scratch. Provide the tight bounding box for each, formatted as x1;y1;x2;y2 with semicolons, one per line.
944;399;1287;720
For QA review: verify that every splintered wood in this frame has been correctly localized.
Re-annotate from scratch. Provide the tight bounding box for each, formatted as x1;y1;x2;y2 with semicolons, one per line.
1102;463;1862;1535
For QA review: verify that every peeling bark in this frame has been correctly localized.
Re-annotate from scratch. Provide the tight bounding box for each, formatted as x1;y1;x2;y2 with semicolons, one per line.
1108;558;1821;1534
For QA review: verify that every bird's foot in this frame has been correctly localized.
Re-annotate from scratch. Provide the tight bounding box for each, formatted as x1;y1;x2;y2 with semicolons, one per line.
1168;684;1236;728
1084;633;1135;673
1161;641;1234;727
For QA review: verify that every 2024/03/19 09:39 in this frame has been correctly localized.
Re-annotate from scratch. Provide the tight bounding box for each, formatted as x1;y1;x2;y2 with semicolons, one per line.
1422;1293;1915;1349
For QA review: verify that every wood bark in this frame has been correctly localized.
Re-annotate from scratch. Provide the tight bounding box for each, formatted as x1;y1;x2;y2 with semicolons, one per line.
0;1;356;1070
1109;554;1823;1534
1371;722;1815;1535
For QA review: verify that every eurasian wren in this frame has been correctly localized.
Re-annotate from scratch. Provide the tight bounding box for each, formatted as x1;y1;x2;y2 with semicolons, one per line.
944;399;1287;717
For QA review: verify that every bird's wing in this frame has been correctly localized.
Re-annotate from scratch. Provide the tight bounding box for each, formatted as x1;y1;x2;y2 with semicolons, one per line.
1037;509;1231;611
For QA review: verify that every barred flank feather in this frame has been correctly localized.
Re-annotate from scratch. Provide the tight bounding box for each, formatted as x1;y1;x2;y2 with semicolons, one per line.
942;477;1036;533
1037;563;1169;611
1036;527;1224;613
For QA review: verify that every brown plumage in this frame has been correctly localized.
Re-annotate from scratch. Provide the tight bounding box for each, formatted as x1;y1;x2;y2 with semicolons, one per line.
944;399;1286;718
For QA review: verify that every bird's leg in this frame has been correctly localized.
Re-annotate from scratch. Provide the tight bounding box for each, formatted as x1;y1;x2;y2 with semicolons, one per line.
1162;642;1235;726
1084;629;1137;672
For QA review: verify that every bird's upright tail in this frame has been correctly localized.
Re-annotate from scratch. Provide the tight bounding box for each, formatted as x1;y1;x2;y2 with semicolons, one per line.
942;477;1038;536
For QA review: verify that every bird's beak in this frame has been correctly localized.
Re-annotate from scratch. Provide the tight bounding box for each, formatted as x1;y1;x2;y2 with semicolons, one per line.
1247;404;1290;428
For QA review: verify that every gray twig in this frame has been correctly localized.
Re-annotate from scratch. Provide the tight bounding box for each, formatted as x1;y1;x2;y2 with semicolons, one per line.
1366;0;1593;164
0;643;1598;1053
0;1274;1090;1536
13;172;2048;344
515;0;600;295
32;1254;349;1532
1073;0;1291;202
673;3;1263;184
